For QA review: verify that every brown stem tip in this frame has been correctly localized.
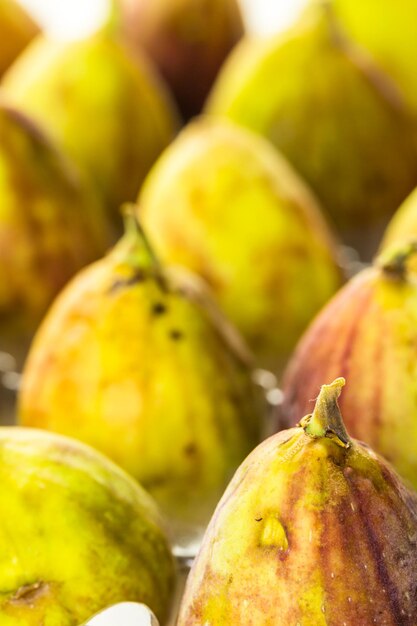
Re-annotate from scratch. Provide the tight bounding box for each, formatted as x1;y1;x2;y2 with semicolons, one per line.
300;378;351;449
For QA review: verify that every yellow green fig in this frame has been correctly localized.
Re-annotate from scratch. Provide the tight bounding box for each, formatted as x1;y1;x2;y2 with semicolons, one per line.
282;242;417;487
0;103;112;340
206;5;417;255
1;32;180;219
0;427;175;625
381;187;417;252
139;118;343;373
113;0;244;119
0;0;38;77
178;378;417;625
18;209;261;548
331;0;417;113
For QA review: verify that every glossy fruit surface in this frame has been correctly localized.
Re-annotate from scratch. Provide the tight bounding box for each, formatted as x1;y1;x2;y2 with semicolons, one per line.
19;210;261;548
0;104;111;337
140;118;343;373
0;427;175;625
283;242;417;487
1;32;179;217
178;378;417;625
207;5;417;255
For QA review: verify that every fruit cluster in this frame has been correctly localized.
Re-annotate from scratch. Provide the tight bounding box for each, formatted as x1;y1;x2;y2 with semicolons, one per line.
1;0;417;624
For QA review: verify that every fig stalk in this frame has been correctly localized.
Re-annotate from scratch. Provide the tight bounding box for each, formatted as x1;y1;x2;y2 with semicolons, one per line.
376;239;417;279
301;377;350;448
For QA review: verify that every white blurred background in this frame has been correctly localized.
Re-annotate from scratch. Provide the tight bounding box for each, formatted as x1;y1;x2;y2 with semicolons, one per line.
18;0;309;39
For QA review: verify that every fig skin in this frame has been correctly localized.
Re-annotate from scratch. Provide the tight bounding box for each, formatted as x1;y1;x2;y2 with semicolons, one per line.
178;379;417;625
0;104;112;338
0;427;175;625
282;242;417;488
18;210;261;545
331;0;417;114
1;32;180;220
139;118;343;374
115;0;244;119
381;187;417;252
0;0;38;77
206;5;417;256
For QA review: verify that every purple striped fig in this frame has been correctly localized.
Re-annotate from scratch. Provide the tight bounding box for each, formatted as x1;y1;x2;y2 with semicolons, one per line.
178;378;417;625
282;242;417;488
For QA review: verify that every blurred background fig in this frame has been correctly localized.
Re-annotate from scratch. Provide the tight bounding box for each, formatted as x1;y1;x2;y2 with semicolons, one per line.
331;0;417;114
282;242;417;488
0;427;175;625
206;4;417;257
19;209;262;551
0;103;112;347
139;118;343;375
0;31;180;222
0;0;38;77
381;187;417;253
178;378;417;624
113;0;244;120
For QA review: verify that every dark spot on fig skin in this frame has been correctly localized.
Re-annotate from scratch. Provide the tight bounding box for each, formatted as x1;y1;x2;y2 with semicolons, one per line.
108;270;146;294
184;443;197;457
169;329;183;341
9;581;49;604
152;302;167;316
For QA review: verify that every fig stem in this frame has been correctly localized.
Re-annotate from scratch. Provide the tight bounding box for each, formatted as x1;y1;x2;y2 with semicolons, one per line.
120;204;164;274
301;378;350;448
376;240;417;280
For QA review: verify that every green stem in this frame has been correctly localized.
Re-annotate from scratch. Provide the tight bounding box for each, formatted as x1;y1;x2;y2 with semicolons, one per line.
301;378;350;448
376;240;417;280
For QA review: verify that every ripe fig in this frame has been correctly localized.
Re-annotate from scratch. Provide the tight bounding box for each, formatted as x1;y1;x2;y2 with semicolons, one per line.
0;104;112;340
178;378;417;625
139;118;343;374
0;0;38;76
206;4;417;256
1;32;180;219
331;0;417;113
282;242;417;488
381;187;417;253
0;427;175;625
113;0;244;119
19;209;261;549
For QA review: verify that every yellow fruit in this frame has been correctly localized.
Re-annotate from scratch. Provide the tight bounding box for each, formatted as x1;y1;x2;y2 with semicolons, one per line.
19;210;261;548
0;104;112;339
0;427;175;625
282;242;417;488
206;5;417;255
178;378;417;624
331;0;417;113
381;187;417;252
1;32;180;218
140;118;343;373
0;0;38;76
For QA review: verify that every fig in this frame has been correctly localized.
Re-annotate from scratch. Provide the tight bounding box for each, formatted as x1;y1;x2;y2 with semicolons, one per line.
178;378;417;625
0;427;175;625
0;0;38;77
282;242;417;488
18;209;261;549
0;104;112;341
1;32;180;219
113;0;244;119
381;187;417;252
331;0;417;113
139;118;343;374
206;5;417;256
